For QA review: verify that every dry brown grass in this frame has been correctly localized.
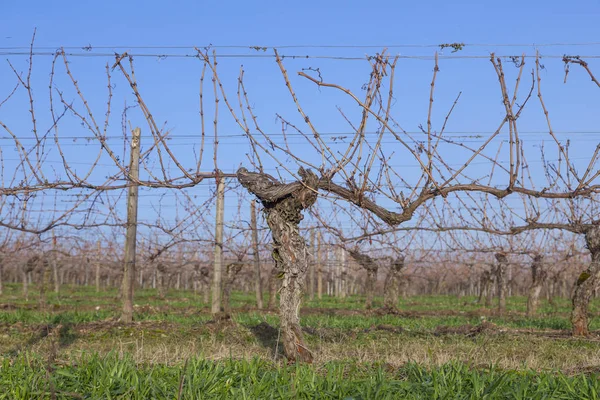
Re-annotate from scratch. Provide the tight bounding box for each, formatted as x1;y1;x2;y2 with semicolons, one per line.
3;319;600;373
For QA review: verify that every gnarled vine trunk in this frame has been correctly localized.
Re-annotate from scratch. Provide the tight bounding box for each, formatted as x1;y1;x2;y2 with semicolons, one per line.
479;267;495;307
238;167;318;363
348;249;378;310
477;269;489;305
156;262;167;299
267;267;279;310
571;226;600;336
23;255;50;307
495;253;508;314
526;255;546;317
23;256;39;301
38;256;51;311
383;256;405;311
364;269;377;309
199;266;210;304
222;261;243;314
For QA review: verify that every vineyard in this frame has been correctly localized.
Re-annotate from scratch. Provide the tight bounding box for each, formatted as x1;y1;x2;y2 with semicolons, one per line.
1;33;600;398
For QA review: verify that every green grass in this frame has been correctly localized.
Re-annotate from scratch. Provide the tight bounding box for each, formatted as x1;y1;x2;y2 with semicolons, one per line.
2;283;598;328
3;284;600;398
2;354;599;399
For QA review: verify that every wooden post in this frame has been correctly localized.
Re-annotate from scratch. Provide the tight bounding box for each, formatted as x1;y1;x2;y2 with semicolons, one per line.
120;127;141;323
139;239;145;289
139;264;144;289
507;261;513;297
52;232;60;294
157;262;167;298
0;253;3;296
336;247;345;298
211;175;225;315
468;264;474;296
340;247;346;298
95;241;101;292
317;231;322;299
23;269;29;301
328;248;334;296
152;265;157;290
83;257;89;287
251;200;263;309
309;229;315;300
496;253;508;314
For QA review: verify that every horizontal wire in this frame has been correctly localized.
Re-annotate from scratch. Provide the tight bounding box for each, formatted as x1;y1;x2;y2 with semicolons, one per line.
2;155;591;169
2;139;595;149
0;51;599;60
3;42;600;50
2;131;598;141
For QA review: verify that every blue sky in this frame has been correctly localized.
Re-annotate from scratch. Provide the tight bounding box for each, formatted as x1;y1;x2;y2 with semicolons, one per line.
2;0;600;247
3;0;599;48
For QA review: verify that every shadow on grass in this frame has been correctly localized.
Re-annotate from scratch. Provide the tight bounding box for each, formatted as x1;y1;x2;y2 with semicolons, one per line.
248;321;285;359
5;322;78;357
56;323;77;348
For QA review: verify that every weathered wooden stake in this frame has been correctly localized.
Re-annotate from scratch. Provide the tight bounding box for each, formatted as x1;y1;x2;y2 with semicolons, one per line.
95;240;101;292
120;127;141;323
52;231;60;294
496;253;508;314
309;229;315;300
211;175;225;316
317;231;323;300
0;253;3;296
139;239;145;289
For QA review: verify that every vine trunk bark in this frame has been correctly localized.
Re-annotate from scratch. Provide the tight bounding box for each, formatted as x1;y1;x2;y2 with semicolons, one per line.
495;253;508;314
571;226;600;336
348;249;378;310
477;269;489;304
383;256;405;311
23;256;37;301
222;261;243;315
157;262;167;299
267;267;279;310
526;255;546;317
237;167;318;363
